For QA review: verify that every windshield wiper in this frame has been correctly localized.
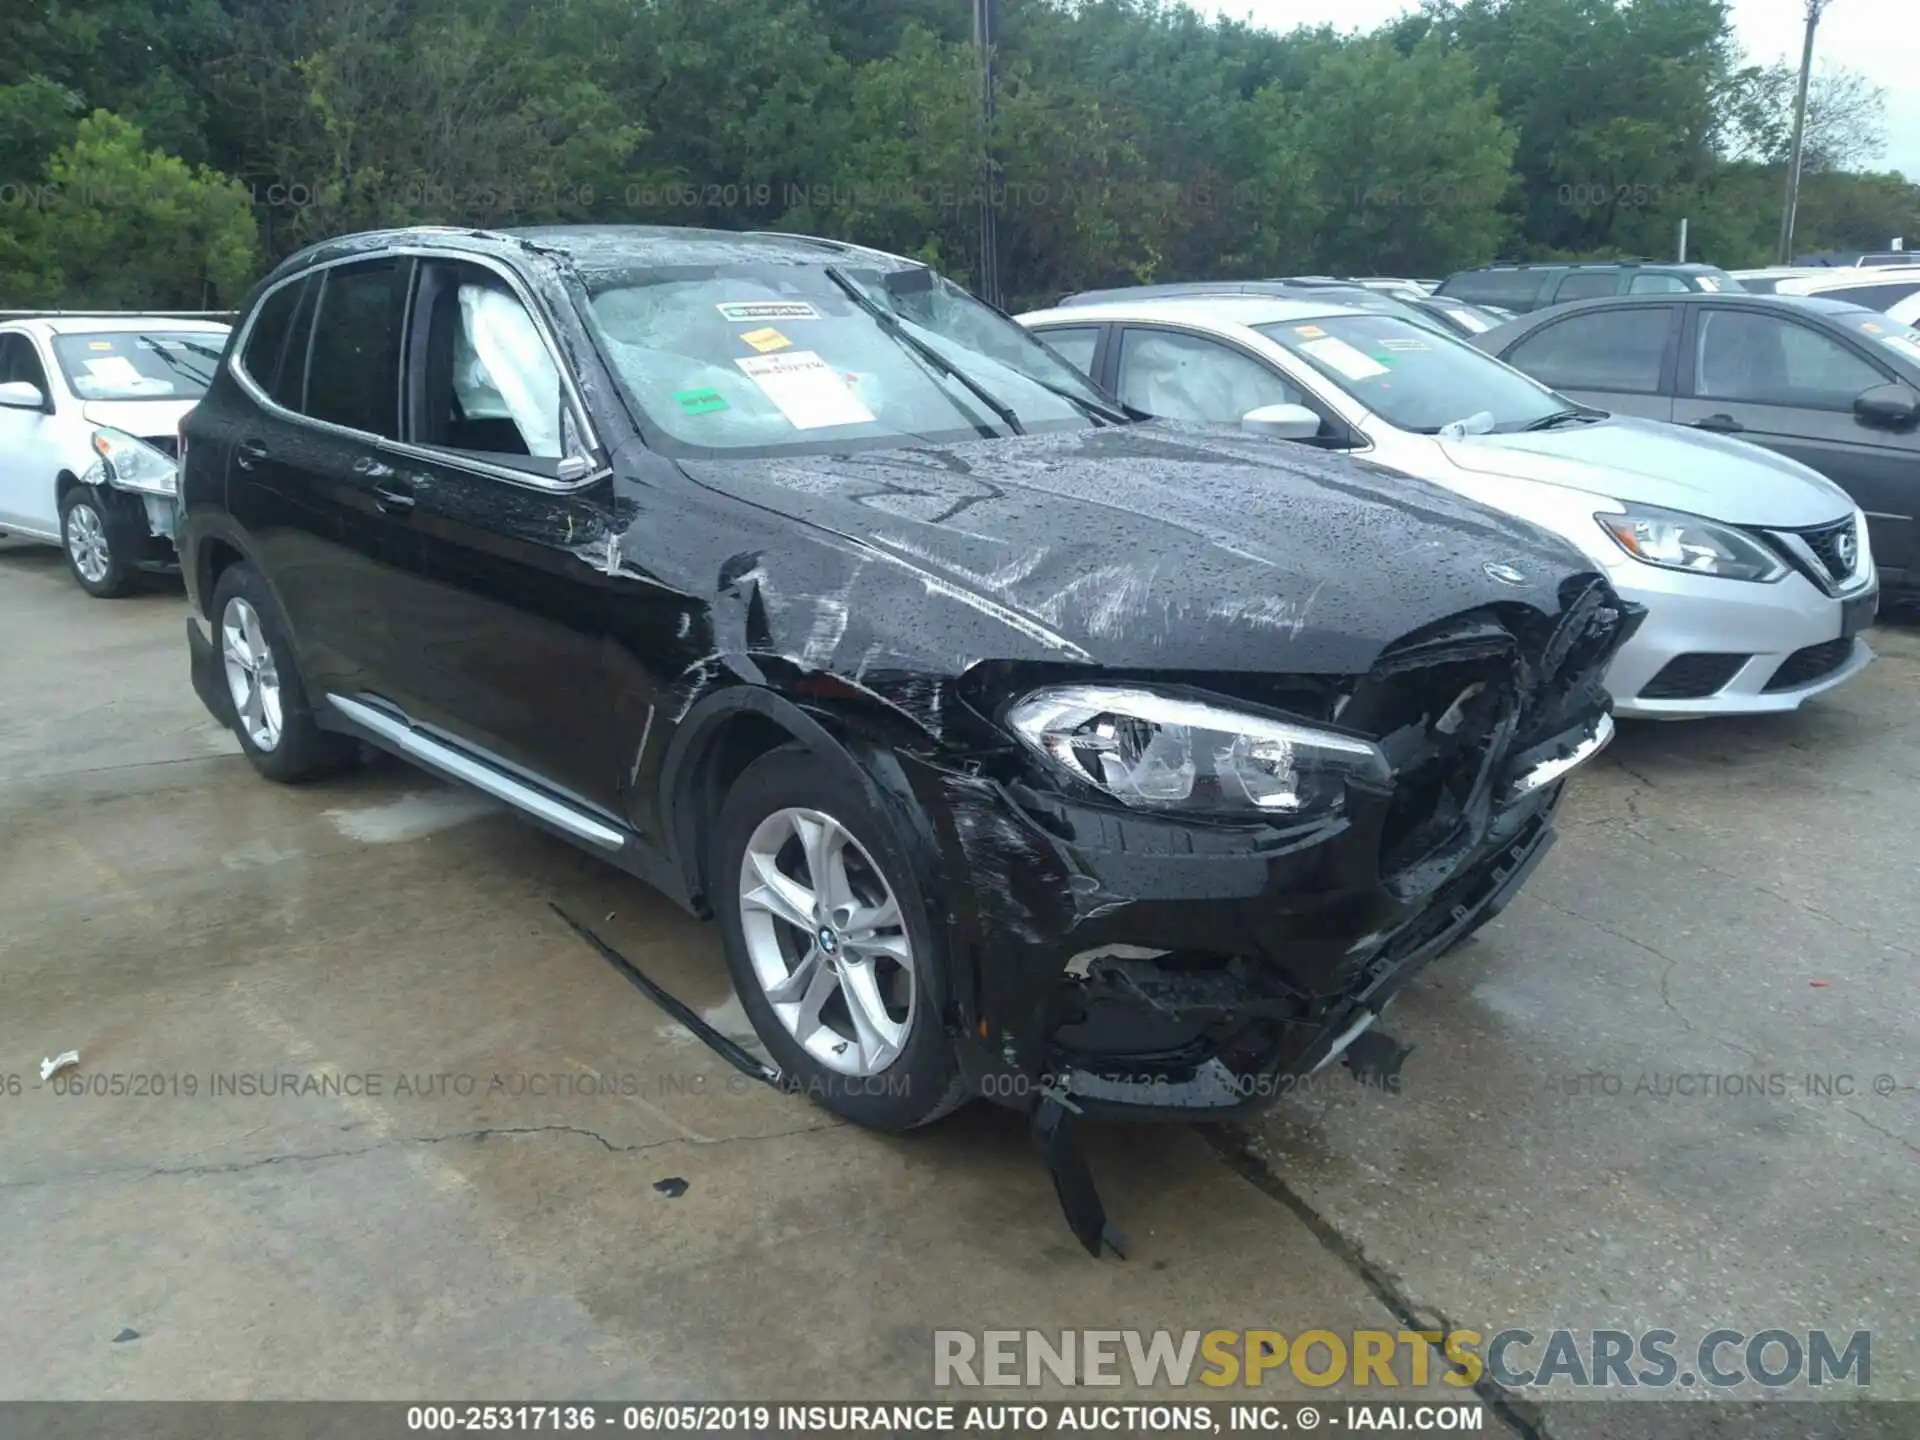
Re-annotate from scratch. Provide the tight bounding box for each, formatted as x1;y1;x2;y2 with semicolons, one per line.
824;267;1024;437
136;335;215;387
1020;372;1131;426
1521;407;1601;431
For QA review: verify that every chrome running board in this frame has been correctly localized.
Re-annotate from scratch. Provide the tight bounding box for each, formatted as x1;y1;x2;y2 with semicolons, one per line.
327;694;627;852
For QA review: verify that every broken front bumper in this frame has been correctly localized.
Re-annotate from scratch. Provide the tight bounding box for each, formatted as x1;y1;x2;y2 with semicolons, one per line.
906;718;1600;1122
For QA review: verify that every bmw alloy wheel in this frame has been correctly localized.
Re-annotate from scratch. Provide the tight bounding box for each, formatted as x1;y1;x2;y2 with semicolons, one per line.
221;596;284;751
737;807;915;1075
66;502;111;584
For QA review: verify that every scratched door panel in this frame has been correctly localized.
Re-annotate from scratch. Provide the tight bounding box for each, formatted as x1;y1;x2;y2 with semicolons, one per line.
376;451;623;812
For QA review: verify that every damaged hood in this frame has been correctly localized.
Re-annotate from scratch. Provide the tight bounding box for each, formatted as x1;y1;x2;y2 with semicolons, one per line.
1439;415;1855;528
80;398;196;445
674;422;1594;675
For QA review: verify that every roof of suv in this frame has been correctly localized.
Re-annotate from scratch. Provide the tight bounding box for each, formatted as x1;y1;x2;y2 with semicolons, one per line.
263;224;923;287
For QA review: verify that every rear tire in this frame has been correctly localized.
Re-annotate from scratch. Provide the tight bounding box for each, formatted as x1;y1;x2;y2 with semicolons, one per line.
211;562;355;783
60;488;137;598
713;745;967;1130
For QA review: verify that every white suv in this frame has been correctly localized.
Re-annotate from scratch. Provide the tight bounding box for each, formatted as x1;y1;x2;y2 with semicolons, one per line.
0;314;230;596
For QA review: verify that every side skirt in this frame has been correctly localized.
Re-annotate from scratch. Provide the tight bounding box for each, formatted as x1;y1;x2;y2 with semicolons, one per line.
323;693;694;907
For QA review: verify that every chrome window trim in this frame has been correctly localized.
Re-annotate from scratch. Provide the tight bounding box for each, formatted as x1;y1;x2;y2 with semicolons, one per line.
227;246;609;495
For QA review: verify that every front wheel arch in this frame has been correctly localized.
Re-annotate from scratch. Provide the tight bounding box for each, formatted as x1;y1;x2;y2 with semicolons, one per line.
660;685;950;924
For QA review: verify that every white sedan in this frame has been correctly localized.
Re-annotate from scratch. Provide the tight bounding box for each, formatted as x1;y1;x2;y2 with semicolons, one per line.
1020;296;1877;718
0;314;229;595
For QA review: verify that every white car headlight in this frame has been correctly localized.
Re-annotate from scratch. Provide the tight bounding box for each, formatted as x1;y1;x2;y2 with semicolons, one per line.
1007;685;1389;817
1594;504;1784;582
83;428;177;497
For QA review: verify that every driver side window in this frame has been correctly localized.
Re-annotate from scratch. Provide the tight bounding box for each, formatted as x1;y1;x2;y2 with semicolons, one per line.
1117;327;1303;426
0;332;52;396
413;261;570;465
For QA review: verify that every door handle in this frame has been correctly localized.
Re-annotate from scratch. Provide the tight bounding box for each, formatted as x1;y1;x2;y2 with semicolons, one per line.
235;438;268;470
373;479;417;515
1690;413;1744;433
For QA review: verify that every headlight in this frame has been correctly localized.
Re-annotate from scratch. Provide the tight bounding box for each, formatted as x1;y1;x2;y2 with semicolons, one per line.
83;428;177;497
1594;505;1783;582
1006;685;1389;817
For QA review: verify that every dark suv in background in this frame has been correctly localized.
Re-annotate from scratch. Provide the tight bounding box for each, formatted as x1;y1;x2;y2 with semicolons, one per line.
175;226;1633;1238
1437;261;1744;315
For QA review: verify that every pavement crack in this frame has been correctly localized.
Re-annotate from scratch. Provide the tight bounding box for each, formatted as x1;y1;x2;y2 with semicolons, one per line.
0;1117;847;1193
1202;1126;1548;1440
1528;895;1760;1062
1843;1108;1920;1159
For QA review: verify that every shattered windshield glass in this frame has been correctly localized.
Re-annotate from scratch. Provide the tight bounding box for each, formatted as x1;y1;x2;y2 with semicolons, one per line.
582;263;1117;454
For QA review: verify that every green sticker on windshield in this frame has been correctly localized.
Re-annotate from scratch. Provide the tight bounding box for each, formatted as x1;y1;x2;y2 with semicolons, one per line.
674;388;729;415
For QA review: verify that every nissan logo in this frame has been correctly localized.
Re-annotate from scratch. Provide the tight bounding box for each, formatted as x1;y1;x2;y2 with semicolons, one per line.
1835;530;1858;574
1483;562;1529;586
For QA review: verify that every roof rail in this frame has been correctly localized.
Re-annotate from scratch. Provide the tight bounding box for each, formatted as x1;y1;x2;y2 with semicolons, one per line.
742;230;918;267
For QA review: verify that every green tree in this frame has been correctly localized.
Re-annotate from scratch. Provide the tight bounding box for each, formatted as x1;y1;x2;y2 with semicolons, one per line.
1292;35;1515;274
0;109;258;307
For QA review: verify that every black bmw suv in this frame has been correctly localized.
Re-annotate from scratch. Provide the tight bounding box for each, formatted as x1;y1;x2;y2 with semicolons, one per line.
178;225;1635;1148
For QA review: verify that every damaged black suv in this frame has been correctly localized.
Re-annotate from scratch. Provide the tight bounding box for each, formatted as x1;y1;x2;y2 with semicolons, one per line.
179;227;1636;1232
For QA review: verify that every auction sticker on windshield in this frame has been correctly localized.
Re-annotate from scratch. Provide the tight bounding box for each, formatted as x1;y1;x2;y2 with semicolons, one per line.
83;356;153;389
1299;336;1389;380
740;327;792;353
673;388;730;415
717;301;821;322
736;350;875;428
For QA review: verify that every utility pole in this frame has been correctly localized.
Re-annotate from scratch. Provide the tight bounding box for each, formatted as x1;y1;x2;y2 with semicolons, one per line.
1777;0;1829;264
972;0;1003;308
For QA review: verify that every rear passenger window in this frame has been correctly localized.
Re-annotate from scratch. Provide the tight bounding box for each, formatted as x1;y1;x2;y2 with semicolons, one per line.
239;278;305;402
304;259;407;438
1505;307;1674;393
1554;271;1620;302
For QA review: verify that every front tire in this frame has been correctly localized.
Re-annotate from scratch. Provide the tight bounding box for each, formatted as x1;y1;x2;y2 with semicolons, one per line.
713;745;966;1130
212;562;354;783
60;488;136;597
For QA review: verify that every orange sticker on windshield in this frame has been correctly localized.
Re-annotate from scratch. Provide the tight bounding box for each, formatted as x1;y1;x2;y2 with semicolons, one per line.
1294;325;1327;339
741;327;792;353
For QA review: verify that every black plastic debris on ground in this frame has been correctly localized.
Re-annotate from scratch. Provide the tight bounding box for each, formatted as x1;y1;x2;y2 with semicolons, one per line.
550;903;785;1089
652;1177;690;1199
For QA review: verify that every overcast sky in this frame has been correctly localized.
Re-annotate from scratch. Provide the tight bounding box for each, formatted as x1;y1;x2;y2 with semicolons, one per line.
1202;0;1920;179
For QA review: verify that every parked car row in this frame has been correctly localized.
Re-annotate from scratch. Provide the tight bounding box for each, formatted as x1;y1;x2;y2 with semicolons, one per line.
122;223;1645;1234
